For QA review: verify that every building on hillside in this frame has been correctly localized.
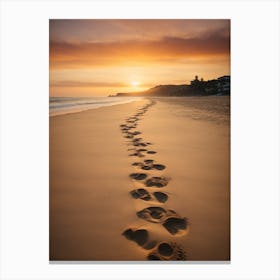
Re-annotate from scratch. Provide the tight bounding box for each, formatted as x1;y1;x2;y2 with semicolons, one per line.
190;75;230;95
190;75;205;94
204;75;230;95
190;75;203;86
217;75;230;94
204;79;218;94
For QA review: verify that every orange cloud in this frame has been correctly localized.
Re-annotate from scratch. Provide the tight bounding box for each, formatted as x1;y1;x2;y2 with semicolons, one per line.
51;81;126;87
50;32;230;69
50;80;152;88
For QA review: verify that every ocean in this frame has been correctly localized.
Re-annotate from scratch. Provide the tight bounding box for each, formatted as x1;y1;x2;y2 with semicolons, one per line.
49;96;142;116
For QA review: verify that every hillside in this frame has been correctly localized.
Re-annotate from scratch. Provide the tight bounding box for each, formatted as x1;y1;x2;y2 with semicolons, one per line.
110;75;230;97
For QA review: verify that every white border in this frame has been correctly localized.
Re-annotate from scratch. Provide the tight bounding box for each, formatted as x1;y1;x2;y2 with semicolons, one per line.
1;0;279;279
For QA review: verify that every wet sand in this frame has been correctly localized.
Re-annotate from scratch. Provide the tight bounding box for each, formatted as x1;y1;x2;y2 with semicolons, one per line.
50;97;230;261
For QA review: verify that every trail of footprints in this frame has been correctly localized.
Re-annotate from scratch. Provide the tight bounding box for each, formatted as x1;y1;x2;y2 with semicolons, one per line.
120;100;189;261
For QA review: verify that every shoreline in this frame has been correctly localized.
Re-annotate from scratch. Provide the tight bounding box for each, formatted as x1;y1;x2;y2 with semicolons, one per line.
49;96;143;117
50;97;230;261
49;95;229;118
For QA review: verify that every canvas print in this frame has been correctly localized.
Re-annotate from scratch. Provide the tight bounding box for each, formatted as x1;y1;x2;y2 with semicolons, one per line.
49;19;230;261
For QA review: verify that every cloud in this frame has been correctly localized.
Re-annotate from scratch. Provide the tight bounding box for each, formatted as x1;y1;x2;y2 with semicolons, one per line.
50;80;152;88
50;31;230;69
50;19;230;43
50;81;126;87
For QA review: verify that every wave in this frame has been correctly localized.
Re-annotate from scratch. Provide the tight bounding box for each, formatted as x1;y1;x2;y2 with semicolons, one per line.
49;97;142;116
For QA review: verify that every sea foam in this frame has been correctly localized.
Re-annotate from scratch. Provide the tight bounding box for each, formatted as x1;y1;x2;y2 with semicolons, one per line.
49;96;142;116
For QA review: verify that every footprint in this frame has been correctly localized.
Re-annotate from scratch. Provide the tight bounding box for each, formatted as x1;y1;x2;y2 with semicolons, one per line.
132;160;166;171
153;164;166;170
125;132;134;136
129;173;147;180
130;189;169;203
145;177;169;187
136;207;188;235
163;217;188;235
129;152;145;158
123;126;136;131
136;148;147;152
147;151;157;154
131;131;141;136
147;242;187;260
120;125;128;129
122;228;157;250
122;228;148;246
153;191;168;203
158;242;174;256
147;253;161;260
132;143;140;147
139;143;148;147
147;164;166;171
120;124;127;128
130;189;151;201
131;141;148;147
132;162;143;166
141;165;152;170
133;137;142;142
137;207;169;223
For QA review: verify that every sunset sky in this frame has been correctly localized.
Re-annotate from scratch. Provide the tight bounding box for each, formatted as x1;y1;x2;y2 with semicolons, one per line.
50;19;230;96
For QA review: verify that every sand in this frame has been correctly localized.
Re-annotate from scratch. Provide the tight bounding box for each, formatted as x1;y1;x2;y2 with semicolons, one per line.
50;97;230;261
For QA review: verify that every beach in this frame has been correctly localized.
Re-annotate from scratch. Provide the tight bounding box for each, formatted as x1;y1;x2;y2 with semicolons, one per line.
49;97;230;261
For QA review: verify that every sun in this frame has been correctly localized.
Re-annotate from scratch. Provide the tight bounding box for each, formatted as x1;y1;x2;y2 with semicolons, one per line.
131;81;140;87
